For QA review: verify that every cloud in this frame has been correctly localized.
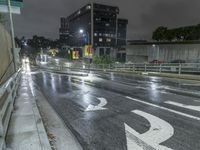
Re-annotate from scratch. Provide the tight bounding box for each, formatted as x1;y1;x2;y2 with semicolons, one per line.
13;0;200;40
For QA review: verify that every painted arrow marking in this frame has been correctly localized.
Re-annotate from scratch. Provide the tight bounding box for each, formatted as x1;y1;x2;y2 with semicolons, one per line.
165;101;200;112
125;110;174;150
85;97;107;111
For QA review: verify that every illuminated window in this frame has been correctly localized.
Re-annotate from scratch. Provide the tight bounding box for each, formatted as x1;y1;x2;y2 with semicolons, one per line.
86;5;91;9
106;38;111;42
99;38;103;42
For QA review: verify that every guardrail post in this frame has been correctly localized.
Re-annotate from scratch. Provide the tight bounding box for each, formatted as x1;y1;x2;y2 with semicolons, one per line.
179;64;182;75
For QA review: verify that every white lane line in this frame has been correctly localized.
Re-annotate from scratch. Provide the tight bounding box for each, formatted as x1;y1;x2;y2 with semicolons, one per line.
85;97;107;112
125;110;174;150
162;87;200;96
126;96;200;121
194;100;200;103
165;101;200;112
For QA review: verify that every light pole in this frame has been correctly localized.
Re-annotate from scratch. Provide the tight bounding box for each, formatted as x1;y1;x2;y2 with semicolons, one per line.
7;0;17;71
90;0;94;47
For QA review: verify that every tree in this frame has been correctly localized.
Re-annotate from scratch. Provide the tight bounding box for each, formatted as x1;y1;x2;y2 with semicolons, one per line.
27;35;51;49
165;30;175;41
152;26;168;41
152;24;200;41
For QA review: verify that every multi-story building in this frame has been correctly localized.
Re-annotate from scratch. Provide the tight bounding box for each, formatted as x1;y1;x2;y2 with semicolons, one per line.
59;3;128;60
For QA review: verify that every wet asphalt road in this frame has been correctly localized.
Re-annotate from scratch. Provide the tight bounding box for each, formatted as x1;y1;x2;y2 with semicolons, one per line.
32;70;200;150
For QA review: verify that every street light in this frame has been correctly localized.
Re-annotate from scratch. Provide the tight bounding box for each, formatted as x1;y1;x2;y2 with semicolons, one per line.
79;29;90;45
79;29;84;34
79;29;92;64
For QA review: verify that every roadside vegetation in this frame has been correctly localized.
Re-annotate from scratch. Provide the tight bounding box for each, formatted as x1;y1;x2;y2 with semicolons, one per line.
93;56;113;64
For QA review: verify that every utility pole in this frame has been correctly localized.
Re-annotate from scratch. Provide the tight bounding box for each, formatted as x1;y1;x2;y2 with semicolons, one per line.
90;0;94;47
90;0;94;64
7;0;17;71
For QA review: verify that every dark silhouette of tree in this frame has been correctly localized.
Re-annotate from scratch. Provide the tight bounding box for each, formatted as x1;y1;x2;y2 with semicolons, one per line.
152;26;168;41
152;24;200;41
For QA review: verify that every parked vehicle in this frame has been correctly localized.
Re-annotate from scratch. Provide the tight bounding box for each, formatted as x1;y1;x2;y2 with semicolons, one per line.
170;60;186;63
150;60;164;64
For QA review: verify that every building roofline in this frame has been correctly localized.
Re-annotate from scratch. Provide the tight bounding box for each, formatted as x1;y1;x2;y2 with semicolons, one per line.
128;40;200;45
66;2;120;20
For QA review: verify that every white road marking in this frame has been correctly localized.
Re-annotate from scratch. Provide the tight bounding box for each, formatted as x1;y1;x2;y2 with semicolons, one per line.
165;101;200;112
181;83;200;86
85;97;107;111
161;87;200;96
125;110;174;150
126;96;200;121
194;100;200;103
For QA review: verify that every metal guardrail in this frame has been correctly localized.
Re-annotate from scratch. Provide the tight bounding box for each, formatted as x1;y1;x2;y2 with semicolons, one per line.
37;58;200;75
0;70;21;149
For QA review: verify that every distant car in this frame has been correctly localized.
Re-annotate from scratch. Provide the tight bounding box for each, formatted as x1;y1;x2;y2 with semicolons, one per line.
170;60;186;63
150;60;164;64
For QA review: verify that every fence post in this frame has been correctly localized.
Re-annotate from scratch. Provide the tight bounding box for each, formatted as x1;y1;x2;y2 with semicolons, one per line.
159;64;162;73
132;64;135;72
144;64;147;72
178;64;182;75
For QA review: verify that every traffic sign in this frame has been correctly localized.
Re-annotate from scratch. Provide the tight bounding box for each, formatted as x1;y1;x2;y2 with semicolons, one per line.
0;0;23;14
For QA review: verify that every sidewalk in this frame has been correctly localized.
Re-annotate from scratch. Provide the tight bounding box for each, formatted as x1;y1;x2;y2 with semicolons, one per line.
5;73;51;150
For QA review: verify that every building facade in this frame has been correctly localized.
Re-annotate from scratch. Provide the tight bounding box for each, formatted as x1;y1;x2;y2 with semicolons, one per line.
59;3;128;61
126;41;200;63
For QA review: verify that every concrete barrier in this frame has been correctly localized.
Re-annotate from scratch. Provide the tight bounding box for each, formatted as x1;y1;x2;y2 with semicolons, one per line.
0;70;21;149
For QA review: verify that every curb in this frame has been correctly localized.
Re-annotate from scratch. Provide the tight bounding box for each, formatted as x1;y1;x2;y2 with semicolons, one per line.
40;68;88;77
29;81;52;150
34;88;83;150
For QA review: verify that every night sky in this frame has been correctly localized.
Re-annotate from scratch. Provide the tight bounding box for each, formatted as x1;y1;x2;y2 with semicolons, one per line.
13;0;200;40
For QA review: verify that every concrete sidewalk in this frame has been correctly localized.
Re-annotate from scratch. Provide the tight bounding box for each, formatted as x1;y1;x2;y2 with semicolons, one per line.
5;73;51;150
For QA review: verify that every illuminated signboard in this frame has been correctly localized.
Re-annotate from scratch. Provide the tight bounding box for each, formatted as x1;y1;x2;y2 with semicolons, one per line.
84;45;93;58
72;51;79;60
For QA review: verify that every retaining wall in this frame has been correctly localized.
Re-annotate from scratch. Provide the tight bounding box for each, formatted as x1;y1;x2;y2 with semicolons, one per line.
126;43;200;63
0;23;15;85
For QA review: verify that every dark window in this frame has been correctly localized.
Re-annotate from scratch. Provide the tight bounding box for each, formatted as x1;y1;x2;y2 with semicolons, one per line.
100;48;104;56
106;48;110;55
